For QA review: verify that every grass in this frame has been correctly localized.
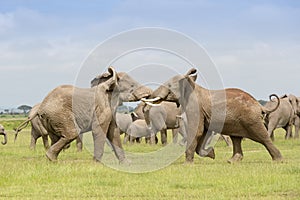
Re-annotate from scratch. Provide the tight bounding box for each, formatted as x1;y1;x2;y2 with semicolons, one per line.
0;118;299;199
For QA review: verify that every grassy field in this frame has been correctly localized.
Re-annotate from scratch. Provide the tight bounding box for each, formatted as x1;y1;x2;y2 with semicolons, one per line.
0;118;299;199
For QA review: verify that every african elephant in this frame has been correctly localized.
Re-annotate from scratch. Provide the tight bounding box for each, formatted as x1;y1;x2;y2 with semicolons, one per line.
0;124;7;145
14;103;83;151
292;97;300;139
126;119;153;143
145;68;282;163
115;112;141;143
294;115;300;139
134;101;186;145
264;94;300;140
33;67;151;162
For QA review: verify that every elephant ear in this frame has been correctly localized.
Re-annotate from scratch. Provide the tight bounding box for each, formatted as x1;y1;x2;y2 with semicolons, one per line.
90;66;119;88
104;66;119;91
185;68;197;82
179;69;197;108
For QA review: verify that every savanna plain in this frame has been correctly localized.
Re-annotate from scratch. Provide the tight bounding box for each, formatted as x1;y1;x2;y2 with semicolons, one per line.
0;117;299;199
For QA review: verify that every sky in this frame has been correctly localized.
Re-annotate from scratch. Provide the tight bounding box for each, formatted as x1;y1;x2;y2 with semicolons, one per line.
0;0;300;108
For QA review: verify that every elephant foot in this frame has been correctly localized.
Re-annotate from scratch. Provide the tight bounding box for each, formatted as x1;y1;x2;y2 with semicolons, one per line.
205;149;215;160
227;153;243;164
272;155;283;162
46;151;58;162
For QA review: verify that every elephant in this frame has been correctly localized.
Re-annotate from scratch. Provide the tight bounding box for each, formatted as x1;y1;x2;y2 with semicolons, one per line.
115;112;141;143
134;101;186;145
14;103;83;151
144;68;282;164
15;103;49;149
31;67;152;162
264;94;300;140
292;97;300;139
0;124;7;145
126;119;153;143
294;114;300;139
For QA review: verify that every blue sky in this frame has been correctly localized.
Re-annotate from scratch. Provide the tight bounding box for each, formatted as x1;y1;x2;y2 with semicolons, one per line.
0;0;300;108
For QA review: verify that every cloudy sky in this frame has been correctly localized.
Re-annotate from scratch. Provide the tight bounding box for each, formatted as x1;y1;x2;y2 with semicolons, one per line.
0;0;299;108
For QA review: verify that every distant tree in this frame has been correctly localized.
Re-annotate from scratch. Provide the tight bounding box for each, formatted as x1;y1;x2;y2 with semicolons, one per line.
258;100;267;106
4;109;9;114
17;105;32;115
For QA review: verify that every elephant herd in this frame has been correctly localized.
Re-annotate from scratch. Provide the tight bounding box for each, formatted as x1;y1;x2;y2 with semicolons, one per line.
2;67;300;164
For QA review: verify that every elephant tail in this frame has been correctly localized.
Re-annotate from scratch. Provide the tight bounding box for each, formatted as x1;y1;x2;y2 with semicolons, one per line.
262;94;280;116
14;112;38;142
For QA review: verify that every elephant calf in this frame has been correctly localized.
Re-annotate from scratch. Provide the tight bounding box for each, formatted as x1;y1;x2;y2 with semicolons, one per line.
0;124;7;145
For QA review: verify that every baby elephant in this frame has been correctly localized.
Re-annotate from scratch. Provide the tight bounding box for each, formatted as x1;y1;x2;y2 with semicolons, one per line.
116;112;155;144
0;124;7;145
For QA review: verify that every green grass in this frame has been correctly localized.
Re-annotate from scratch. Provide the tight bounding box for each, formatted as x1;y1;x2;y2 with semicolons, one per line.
0;119;299;199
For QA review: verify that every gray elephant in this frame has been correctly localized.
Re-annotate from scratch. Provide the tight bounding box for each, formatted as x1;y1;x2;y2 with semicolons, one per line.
292;97;300;139
294;114;300;139
264;94;300;140
145;68;282;163
14;103;83;151
115;112;141;143
0;124;7;145
15;103;49;149
134;101;186;145
126;119;153;143
32;67;151;162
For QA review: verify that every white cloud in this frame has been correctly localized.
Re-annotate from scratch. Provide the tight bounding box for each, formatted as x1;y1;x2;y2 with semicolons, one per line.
0;11;14;33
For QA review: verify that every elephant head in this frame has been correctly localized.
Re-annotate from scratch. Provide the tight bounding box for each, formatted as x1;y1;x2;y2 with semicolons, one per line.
0;124;7;145
92;67;153;108
143;68;198;108
281;94;300;116
288;95;300;115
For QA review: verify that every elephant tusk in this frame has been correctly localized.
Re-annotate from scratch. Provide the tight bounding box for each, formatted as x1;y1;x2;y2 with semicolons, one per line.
141;97;161;102
144;101;161;107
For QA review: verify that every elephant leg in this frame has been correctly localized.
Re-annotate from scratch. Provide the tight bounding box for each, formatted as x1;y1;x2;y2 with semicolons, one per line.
76;135;83;152
30;135;38;150
295;117;300;138
46;135;76;161
123;133;129;144
107;122;126;163
30;128;40;150
247;124;282;161
48;132;60;146
267;120;278;141
160;129;167;145
172;129;179;144
195;132;215;160
227;136;243;163
41;135;50;150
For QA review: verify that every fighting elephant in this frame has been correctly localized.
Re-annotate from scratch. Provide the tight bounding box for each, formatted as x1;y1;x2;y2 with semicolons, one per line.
134;101;186;145
264;94;300;140
145;68;282;163
14;103;83;151
33;67;152;162
0;124;7;145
